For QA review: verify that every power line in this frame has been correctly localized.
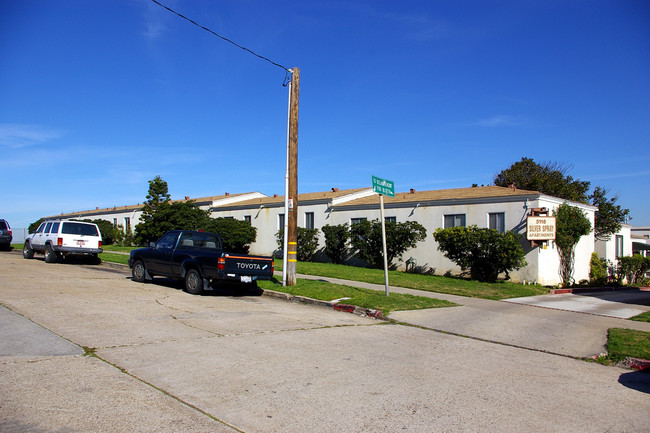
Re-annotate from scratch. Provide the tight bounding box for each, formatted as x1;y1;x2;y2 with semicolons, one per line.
150;0;291;74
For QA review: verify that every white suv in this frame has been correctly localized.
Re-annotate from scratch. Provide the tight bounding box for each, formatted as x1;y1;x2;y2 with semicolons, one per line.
23;220;103;263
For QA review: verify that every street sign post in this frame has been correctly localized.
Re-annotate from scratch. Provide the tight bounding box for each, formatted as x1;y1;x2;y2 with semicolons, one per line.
372;176;394;296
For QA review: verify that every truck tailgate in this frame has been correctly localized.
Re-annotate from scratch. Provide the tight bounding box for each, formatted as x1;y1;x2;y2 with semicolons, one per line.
222;254;274;280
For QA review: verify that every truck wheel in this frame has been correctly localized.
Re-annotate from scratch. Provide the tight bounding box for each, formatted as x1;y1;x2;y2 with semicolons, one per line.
132;260;147;283
23;241;34;259
44;245;58;263
185;269;203;295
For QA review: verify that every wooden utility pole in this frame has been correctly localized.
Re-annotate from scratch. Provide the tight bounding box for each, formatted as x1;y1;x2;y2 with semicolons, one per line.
286;67;300;286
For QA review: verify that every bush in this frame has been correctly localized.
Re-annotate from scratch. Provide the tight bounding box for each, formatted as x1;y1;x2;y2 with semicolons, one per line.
589;252;608;286
322;224;349;264
82;219;117;245
276;227;320;262
617;255;650;285
202;217;257;254
349;220;427;269
114;225;135;247
432;226;527;282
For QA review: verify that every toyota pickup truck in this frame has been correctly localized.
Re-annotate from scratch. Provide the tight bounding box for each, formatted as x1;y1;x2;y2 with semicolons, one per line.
128;230;274;295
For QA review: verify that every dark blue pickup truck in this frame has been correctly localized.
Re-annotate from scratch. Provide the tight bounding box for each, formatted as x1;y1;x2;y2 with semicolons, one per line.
128;230;274;294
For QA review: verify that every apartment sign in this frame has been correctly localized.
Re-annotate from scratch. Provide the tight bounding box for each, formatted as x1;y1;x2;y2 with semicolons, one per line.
526;216;556;240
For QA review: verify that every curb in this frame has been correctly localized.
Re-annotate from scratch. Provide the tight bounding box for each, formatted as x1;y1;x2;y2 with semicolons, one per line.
618;357;650;372
550;286;650;295
261;289;385;320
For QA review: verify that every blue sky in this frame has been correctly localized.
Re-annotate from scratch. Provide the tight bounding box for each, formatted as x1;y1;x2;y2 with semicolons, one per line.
1;0;649;229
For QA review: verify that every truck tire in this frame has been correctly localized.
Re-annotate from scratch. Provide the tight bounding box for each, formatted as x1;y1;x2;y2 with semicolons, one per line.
131;260;147;283
23;241;34;259
44;244;58;263
184;268;203;295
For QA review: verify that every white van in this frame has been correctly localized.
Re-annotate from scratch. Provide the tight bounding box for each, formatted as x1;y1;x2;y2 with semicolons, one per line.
23;220;103;263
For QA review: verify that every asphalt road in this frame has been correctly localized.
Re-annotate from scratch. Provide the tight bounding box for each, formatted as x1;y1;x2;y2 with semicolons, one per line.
1;252;649;432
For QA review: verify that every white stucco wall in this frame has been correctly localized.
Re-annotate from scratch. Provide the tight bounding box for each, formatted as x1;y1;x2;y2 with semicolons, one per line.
595;225;633;263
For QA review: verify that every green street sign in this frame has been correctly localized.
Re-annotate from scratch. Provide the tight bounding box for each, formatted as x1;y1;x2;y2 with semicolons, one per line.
372;175;395;197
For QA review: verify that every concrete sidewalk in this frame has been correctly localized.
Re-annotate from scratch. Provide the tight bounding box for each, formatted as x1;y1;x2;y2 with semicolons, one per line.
293;273;650;358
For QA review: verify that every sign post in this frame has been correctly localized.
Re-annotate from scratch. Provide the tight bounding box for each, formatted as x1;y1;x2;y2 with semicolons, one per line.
372;176;395;296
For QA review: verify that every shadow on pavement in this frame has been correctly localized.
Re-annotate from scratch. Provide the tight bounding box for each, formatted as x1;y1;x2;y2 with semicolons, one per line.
126;276;263;297
578;288;650;308
618;370;650;394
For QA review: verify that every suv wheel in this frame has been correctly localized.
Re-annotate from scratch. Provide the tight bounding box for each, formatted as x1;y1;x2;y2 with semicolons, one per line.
184;268;203;295
23;241;34;259
44;244;58;263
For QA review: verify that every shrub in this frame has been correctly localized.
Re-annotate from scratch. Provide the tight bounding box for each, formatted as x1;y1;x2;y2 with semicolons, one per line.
321;224;349;264
432;226;527;282
589;252;608;286
617;255;650;285
202;217;257;254
114;225;135;247
349;220;427;269
276;227;320;262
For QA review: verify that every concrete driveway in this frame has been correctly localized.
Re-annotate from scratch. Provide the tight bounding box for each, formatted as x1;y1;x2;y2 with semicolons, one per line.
1;252;649;432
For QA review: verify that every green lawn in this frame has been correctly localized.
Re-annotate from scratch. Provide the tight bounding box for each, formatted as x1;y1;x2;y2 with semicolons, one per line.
99;252;130;265
630;311;650;323
276;260;550;300
604;328;650;363
258;278;456;315
102;245;138;253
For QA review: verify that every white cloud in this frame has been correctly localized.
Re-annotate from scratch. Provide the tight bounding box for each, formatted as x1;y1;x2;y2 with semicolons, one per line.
0;124;63;148
467;115;524;127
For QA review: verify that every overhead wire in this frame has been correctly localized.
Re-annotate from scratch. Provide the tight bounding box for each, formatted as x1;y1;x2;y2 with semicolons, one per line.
150;0;292;78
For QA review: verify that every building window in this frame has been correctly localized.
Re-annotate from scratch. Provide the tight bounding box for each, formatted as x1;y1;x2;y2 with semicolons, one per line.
489;213;505;233
278;214;285;230
444;214;466;228
615;235;624;258
124;217;131;232
305;212;314;229
385;216;396;223
350;217;367;225
113;218;118;227
244;215;251;224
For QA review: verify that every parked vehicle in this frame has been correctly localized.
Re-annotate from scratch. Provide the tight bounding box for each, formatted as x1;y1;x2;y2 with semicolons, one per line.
128;230;274;295
0;219;12;250
23;220;103;263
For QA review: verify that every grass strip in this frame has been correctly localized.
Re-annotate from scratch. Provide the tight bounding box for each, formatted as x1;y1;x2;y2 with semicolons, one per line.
99;252;130;265
629;311;650;323
605;328;650;362
102;245;138;253
258;278;456;315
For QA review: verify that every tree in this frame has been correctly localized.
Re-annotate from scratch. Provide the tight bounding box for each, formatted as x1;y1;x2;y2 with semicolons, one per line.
349;220;427;269
202;217;257;254
143;175;171;213
554;203;592;286
28;218;45;234
494;157;590;202
590;187;630;241
494;157;629;241
322;223;350;264
135;200;209;245
432;226;527;282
